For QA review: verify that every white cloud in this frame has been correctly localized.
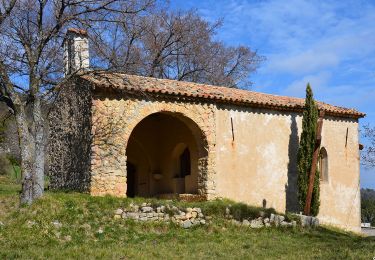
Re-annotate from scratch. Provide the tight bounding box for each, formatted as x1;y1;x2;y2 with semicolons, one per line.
270;52;339;75
283;71;332;97
196;0;375;75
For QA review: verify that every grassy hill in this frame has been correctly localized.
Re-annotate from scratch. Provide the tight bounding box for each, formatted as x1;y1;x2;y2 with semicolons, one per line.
1;175;375;259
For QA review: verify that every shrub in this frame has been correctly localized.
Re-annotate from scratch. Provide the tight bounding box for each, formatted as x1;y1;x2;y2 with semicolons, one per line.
0;154;21;182
0;154;12;176
0;123;5;143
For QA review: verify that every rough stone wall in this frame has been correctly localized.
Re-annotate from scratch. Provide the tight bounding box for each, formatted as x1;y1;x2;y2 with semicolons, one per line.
48;78;92;191
90;92;216;198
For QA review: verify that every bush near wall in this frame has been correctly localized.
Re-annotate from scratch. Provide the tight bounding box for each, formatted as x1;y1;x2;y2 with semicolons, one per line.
0;155;11;176
0;124;4;144
0;154;21;181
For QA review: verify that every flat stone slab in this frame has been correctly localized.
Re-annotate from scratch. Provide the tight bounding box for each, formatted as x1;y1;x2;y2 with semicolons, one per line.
362;227;375;237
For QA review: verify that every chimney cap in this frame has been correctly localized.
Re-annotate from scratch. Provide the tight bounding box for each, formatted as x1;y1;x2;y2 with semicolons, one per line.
66;28;88;36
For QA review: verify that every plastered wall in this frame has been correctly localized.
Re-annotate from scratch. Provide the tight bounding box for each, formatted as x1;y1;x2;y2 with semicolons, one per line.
214;104;360;232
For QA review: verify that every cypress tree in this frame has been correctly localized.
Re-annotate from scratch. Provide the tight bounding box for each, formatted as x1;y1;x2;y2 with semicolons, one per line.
297;83;320;216
311;166;320;216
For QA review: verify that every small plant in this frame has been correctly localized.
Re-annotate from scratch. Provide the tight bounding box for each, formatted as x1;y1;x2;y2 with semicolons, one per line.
0;154;12;176
6;155;21;181
285;212;301;225
0;123;5;144
211;200;277;221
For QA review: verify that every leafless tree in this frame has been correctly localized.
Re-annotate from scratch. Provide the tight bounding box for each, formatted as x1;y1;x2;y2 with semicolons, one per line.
362;124;375;168
0;0;155;205
91;9;263;88
0;0;263;205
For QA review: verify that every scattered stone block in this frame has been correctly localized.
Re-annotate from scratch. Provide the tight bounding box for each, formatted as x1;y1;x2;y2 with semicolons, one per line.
270;213;275;223
141;206;153;213
280;221;292;227
242;220;250;226
114;208;123;215
312;217;319;227
293;214;319;228
182;220;192;229
52;220;62;229
250;218;264;228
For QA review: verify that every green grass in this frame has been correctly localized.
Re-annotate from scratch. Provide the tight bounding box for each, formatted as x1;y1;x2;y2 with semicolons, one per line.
1;176;375;259
9;165;21;180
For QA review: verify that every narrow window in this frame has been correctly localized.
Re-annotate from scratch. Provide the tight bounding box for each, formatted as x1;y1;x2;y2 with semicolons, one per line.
319;147;328;182
180;148;191;177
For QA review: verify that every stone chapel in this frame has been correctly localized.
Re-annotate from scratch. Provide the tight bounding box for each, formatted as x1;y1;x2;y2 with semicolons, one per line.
49;29;365;232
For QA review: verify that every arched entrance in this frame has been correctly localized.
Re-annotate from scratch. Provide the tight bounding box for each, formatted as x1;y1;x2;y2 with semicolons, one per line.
125;112;208;198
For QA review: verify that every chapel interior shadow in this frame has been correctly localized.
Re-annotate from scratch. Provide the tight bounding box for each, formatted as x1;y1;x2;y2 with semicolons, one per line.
125;112;207;198
285;113;299;212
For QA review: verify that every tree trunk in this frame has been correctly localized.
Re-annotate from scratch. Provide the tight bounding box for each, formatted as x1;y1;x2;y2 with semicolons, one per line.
16;105;35;205
32;97;45;199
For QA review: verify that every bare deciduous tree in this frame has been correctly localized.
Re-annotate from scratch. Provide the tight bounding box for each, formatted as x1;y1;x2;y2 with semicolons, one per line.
91;9;263;88
0;0;154;205
0;0;263;205
362;124;375;167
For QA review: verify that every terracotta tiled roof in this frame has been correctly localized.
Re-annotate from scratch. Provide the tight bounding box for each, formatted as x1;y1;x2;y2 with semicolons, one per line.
80;71;365;119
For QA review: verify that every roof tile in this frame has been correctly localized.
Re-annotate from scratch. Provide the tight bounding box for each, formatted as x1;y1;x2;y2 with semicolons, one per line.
80;71;365;119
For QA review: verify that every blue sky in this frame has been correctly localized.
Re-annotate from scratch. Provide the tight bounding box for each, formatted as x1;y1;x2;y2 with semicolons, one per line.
171;0;375;188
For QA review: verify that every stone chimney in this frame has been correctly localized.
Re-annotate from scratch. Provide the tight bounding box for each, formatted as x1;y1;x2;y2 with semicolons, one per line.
63;28;90;76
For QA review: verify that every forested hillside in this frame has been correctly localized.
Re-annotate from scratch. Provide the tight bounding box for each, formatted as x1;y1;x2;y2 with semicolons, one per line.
361;188;375;226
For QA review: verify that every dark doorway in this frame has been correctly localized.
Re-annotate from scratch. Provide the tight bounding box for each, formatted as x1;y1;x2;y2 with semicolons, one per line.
180;148;191;177
126;162;137;198
126;112;207;196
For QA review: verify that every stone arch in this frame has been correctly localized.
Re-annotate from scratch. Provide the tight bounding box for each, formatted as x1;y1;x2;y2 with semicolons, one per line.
89;98;216;198
122;103;211;153
124;106;212;198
